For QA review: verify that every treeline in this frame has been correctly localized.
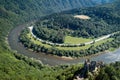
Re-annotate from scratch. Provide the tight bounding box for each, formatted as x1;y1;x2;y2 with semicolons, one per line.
32;0;120;44
33;26;65;43
34;3;120;40
19;29;120;58
1;0;119;80
95;61;120;80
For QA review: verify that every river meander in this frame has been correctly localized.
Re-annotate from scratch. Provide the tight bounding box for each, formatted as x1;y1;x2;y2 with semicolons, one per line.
8;23;120;66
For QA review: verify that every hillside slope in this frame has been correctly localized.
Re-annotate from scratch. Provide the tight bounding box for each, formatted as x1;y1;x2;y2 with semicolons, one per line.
0;0;118;80
0;0;114;20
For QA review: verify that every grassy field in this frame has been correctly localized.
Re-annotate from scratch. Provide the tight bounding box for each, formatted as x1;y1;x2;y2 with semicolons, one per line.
27;33;52;48
27;33;113;51
64;36;92;44
57;38;113;50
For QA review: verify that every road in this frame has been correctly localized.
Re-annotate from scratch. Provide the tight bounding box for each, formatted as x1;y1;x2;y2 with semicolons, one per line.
29;26;114;46
8;24;120;66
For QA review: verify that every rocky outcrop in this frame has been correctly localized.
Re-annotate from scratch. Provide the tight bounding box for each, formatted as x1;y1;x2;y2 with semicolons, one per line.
74;59;104;79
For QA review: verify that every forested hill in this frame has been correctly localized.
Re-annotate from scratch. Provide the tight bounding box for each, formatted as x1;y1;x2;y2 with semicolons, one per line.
0;0;119;80
33;0;120;42
92;0;114;4
0;0;114;21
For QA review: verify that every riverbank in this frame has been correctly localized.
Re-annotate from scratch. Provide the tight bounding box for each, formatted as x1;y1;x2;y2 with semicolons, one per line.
8;22;120;66
60;50;111;60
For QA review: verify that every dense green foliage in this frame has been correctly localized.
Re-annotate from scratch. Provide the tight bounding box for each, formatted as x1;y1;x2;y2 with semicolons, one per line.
19;0;120;58
0;0;119;80
72;61;120;80
19;28;120;58
33;25;65;43
0;13;83;80
34;2;120;42
0;0;111;21
95;62;120;80
0;0;90;79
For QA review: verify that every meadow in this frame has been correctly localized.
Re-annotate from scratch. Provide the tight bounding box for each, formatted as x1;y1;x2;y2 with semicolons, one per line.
27;32;113;51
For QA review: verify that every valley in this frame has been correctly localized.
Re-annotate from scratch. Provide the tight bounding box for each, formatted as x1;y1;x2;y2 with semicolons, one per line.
1;0;120;80
8;22;120;66
28;26;114;46
19;3;120;58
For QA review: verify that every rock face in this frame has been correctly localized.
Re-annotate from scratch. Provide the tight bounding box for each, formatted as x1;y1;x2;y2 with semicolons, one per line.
74;59;104;79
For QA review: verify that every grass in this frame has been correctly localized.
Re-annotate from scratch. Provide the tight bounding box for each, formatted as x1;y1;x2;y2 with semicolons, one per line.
94;38;113;46
64;36;92;44
27;33;52;48
27;33;114;51
109;48;116;51
56;45;91;50
57;38;113;50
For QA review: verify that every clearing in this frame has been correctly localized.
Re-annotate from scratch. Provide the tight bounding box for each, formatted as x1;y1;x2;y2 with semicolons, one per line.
27;32;113;50
64;36;92;44
74;15;91;20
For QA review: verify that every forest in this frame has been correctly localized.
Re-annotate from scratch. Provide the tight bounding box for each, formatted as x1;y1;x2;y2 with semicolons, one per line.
19;0;120;57
32;3;120;43
0;0;120;80
19;28;120;57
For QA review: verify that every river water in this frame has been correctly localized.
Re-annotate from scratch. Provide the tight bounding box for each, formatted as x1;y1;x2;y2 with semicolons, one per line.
8;24;120;66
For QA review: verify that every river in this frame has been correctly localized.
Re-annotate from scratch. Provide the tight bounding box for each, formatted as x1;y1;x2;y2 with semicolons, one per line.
8;23;120;66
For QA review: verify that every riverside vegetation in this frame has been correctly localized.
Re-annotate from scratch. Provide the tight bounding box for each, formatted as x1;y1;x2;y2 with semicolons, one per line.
20;1;120;57
0;0;120;80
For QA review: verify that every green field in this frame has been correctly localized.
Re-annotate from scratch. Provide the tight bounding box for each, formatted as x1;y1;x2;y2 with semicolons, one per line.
27;33;52;48
57;38;113;50
64;36;92;44
27;33;113;50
